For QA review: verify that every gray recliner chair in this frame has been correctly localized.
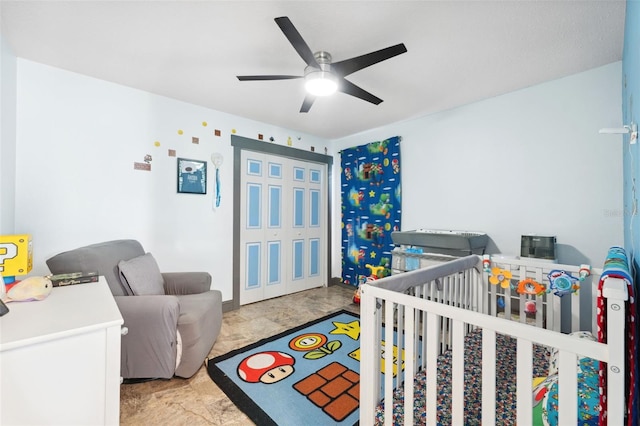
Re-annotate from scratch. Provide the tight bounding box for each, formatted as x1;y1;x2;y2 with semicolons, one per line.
46;239;223;379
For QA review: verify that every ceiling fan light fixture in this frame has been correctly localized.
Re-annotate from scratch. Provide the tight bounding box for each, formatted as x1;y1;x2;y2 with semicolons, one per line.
304;70;338;96
237;19;407;112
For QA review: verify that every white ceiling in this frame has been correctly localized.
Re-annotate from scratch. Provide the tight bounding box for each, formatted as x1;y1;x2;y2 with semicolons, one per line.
0;1;626;140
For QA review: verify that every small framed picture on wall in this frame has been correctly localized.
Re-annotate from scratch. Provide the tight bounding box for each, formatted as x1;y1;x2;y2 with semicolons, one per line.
177;158;207;194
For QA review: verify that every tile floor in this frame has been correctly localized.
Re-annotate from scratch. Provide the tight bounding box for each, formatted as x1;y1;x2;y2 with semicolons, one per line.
120;284;358;425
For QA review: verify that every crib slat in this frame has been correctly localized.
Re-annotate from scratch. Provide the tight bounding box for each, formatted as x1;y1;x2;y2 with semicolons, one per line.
454;272;460;308
591;275;598;335
451;320;465;425
426;312;439;426
464;269;472;310
477;270;483;314
396;303;405;388
482;269;490;315
534;267;544;328
519;265;527;324
571;286;580;332
421;308;428;371
552;291;562;332
475;268;483;313
446;277;452;350
442;277;449;353
481;328;496;425
488;271;497;317
516;338;533;426
413;306;421;373
557;350;578;426
384;300;395;426
501;263;511;321
504;284;512;321
545;288;554;331
404;307;415;426
446;276;453;350
429;278;436;302
358;285;378;426
549;286;557;331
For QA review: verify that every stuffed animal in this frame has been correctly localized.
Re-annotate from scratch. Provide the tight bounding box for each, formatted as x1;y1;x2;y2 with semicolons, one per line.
3;276;53;302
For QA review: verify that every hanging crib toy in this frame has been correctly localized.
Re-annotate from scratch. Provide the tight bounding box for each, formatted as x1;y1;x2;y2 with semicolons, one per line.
517;278;546;296
489;267;512;289
547;270;581;297
482;254;491;272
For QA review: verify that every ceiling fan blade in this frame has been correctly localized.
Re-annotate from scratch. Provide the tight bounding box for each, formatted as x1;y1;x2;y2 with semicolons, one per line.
237;75;302;81
332;43;407;77
275;17;320;68
339;79;383;105
300;94;316;113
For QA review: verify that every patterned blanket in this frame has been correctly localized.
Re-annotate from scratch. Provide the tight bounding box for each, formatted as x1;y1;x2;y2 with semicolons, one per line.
376;331;598;426
596;246;637;426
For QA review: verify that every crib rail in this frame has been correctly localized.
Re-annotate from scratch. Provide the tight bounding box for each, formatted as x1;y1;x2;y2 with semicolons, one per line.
360;256;627;426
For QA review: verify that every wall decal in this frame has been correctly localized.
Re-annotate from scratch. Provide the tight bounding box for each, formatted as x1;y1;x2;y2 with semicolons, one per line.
231;129;237;134
215;129;221;137
258;134;264;140
134;162;151;171
192;136;199;144
144;154;152;163
202;121;208;127
168;149;176;157
154;141;161;147
177;129;184;135
269;136;274;142
287;136;292;146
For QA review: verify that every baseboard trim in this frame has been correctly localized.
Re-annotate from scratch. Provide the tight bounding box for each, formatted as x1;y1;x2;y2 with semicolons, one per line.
328;276;342;287
222;299;235;313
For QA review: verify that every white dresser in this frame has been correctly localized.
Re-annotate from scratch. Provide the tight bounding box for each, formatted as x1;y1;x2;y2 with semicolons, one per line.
0;277;123;425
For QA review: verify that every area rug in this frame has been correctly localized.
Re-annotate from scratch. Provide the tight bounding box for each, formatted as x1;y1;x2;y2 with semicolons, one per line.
207;309;392;426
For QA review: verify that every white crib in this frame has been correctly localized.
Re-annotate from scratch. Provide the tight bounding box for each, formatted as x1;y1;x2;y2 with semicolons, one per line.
360;254;629;425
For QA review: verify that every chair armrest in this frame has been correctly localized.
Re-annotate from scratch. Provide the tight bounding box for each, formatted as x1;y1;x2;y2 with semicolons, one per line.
162;272;212;295
115;295;180;379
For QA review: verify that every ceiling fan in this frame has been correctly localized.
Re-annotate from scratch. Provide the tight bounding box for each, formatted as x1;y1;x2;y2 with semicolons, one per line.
237;16;407;113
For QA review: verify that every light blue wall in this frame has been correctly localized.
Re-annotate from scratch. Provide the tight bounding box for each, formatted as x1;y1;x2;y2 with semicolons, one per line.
623;0;640;273
332;63;623;274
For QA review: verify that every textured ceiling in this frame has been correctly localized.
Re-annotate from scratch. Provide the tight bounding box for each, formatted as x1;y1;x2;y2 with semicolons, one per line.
0;1;626;139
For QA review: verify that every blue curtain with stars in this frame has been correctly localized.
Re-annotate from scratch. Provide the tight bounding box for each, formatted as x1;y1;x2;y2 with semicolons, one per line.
340;136;401;287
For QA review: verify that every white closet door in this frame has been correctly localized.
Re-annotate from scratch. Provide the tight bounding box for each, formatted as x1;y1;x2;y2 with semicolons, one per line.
240;151;327;305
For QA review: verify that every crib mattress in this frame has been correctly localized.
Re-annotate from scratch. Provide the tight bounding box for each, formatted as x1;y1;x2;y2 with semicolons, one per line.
374;330;550;425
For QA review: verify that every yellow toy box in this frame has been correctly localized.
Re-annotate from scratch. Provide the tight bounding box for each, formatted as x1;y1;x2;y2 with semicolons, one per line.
0;234;33;276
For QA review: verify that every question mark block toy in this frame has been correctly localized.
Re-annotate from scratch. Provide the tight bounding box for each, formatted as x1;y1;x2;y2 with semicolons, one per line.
0;235;33;278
